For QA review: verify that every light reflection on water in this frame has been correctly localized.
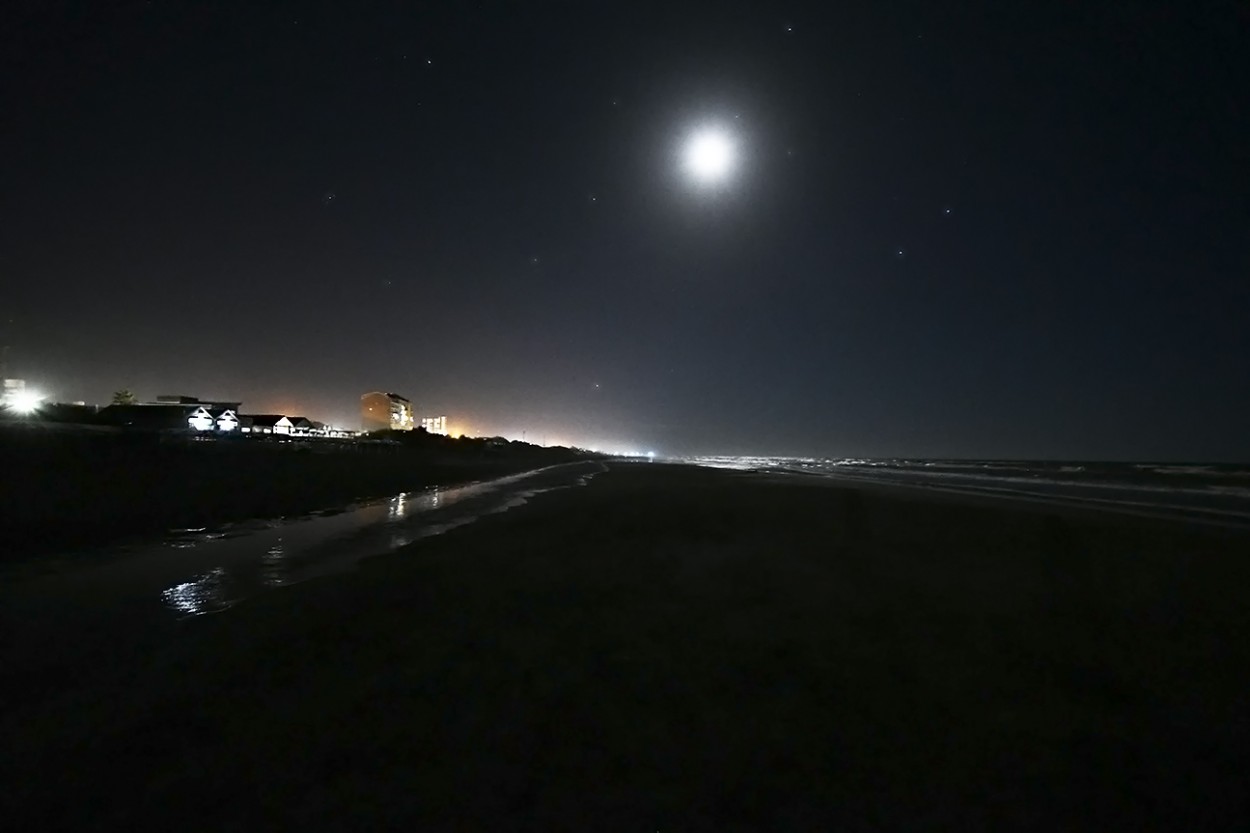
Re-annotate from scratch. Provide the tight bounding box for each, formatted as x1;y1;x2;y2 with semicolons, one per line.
262;538;286;587
389;492;407;522
684;456;1250;529
161;567;232;616
158;463;602;618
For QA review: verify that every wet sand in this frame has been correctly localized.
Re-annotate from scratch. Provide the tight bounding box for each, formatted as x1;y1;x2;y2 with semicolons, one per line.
4;462;1249;829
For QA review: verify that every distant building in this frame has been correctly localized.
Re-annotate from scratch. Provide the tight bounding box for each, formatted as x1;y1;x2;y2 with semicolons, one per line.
35;402;99;423
361;392;414;432
188;406;215;431
286;416;317;436
420;415;447;435
3;378;27;406
215;409;239;432
240;415;294;435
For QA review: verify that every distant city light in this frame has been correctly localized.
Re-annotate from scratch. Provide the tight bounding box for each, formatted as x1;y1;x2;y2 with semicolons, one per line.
421;415;448;435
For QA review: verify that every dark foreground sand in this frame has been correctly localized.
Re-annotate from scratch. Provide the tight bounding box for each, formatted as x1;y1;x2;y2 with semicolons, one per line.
4;463;1250;829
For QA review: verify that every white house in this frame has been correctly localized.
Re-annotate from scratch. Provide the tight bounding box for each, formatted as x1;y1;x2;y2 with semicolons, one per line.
187;406;215;431
242;415;295;435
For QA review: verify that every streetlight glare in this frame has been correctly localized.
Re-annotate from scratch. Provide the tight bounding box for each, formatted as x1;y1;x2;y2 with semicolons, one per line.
8;390;43;414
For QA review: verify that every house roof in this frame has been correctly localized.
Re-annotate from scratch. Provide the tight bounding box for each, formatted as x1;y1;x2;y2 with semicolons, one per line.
143;399;243;410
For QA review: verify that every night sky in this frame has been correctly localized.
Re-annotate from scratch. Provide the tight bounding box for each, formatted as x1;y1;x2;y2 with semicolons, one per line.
3;1;1247;459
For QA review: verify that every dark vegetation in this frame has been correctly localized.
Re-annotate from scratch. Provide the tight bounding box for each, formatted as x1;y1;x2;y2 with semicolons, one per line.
0;423;592;559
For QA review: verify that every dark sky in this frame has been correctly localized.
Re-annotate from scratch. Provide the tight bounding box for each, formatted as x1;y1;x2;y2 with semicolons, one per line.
3;1;1247;458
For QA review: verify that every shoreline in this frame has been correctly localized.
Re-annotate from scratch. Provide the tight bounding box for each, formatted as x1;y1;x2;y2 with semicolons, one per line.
748;466;1250;535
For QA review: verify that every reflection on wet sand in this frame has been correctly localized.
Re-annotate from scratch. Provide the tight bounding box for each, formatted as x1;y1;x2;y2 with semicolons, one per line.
261;538;286;588
160;567;232;616
389;491;407;522
157;462;603;618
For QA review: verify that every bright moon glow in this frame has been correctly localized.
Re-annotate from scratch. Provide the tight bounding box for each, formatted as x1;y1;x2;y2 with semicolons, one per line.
685;130;735;182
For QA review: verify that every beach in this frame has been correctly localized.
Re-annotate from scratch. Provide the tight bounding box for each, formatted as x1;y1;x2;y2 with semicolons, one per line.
4;461;1249;829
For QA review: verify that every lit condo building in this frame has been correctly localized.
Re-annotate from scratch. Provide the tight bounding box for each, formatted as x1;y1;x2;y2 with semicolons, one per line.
361;391;415;432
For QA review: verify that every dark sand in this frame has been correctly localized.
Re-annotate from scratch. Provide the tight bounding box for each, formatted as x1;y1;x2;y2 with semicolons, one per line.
4;463;1250;829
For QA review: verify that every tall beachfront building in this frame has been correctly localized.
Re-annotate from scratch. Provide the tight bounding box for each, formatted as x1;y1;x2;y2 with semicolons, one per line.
360;391;415;432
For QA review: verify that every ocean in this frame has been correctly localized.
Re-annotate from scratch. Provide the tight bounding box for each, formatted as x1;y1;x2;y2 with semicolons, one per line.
684;457;1250;530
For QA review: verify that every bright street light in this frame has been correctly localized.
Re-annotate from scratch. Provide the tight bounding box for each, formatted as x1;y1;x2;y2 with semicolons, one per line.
7;390;42;414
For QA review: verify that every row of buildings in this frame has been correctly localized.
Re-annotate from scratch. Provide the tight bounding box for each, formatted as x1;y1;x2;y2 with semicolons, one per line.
3;383;454;439
96;395;354;437
90;391;450;437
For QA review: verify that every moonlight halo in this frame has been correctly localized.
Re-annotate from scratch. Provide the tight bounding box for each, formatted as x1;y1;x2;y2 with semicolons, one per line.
683;128;736;183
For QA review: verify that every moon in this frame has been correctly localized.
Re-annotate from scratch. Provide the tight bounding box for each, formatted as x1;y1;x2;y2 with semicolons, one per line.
684;129;736;182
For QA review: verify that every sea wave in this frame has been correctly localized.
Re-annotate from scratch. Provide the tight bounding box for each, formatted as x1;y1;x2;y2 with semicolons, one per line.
682;456;1250;529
